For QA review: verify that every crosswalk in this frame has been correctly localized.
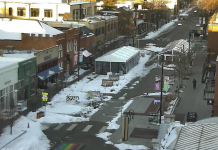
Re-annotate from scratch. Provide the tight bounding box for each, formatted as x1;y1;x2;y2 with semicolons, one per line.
52;123;109;133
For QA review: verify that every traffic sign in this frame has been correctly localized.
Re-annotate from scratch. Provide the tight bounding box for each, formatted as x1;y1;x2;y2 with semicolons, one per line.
42;92;48;101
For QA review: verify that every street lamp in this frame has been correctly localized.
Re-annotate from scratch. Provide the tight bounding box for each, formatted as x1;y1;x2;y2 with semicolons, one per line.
159;54;164;124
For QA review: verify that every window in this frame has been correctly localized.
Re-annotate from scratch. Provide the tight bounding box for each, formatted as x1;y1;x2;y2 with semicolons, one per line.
31;82;36;96
70;41;73;51
98;28;101;35
108;24;110;31
74;39;77;52
9;7;13;16
59;44;62;50
31;8;39;17
114;22;116;29
102;27;104;34
59;62;63;68
17;7;26;16
95;29;98;36
44;9;52;18
67;42;69;52
18;80;24;88
111;24;113;30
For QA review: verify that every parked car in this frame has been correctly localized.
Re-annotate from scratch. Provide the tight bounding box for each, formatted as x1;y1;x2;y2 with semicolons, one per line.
187;112;197;122
190;30;201;37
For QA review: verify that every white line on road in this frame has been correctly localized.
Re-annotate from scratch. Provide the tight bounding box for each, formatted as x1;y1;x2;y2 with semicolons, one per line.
82;125;93;132
99;126;107;133
54;124;64;130
66;124;77;131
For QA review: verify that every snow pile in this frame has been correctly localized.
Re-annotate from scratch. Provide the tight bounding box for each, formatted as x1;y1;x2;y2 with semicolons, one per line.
107;100;133;129
144;20;176;40
160;123;183;150
114;143;149;150
96;132;112;141
164;97;179;115
0;116;50;149
144;46;163;52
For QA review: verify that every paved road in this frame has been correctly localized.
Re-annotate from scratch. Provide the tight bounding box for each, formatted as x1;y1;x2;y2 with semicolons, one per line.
43;8;209;150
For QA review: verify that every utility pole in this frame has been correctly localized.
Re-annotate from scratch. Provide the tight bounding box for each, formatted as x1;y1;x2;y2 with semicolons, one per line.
77;24;80;82
159;54;164;124
133;3;138;47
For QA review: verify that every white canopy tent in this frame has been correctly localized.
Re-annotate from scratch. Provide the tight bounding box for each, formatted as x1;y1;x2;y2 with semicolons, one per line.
95;46;140;74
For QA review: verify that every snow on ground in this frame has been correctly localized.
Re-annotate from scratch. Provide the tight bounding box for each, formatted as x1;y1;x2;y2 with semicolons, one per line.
107;100;133;129
114;143;149;150
144;19;177;40
0;13;181;149
66;68;88;82
164;97;179;115
144;45;163;52
160;123;184;150
145;92;172;96
0;116;50;149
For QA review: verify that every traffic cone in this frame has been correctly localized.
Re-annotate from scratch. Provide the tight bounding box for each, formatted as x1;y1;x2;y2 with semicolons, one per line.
27;123;29;128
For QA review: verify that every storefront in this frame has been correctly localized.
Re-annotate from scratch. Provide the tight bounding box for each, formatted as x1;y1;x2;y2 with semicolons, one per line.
36;46;63;89
0;58;19;117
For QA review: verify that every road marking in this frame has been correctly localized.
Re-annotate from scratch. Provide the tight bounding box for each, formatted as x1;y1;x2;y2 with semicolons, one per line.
66;124;77;131
54;124;64;130
82;125;93;132
99;126;107;133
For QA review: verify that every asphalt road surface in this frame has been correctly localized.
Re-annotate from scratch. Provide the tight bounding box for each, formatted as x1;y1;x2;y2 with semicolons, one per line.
43;8;209;150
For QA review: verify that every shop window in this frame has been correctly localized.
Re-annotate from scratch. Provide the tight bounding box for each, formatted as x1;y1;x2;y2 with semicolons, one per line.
44;9;53;18
9;7;13;16
31;8;39;17
17;7;26;16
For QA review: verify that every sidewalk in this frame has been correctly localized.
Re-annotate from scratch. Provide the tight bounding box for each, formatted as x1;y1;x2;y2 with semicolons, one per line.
101;40;208;149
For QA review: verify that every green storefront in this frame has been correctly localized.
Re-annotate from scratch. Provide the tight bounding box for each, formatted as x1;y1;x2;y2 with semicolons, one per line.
17;57;37;101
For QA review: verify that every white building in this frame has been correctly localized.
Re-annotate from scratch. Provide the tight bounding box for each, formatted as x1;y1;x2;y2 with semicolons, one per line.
0;0;71;21
0;52;36;118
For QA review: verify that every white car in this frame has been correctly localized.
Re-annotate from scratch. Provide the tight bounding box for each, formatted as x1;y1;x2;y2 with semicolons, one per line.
178;23;182;26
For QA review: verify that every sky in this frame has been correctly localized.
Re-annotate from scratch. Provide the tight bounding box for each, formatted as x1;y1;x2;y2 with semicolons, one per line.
0;14;185;150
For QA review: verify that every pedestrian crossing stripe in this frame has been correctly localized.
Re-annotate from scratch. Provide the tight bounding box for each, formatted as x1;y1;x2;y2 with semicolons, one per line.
55;143;80;150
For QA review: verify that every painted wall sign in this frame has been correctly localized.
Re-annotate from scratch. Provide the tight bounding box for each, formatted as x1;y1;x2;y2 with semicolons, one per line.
44;55;51;61
5;80;11;85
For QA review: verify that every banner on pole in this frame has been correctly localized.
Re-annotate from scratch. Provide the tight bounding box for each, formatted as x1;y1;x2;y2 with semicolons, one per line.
164;76;169;84
155;75;161;90
163;83;169;92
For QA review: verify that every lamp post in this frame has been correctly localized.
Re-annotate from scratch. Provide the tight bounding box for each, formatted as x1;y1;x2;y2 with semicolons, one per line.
159;54;164;124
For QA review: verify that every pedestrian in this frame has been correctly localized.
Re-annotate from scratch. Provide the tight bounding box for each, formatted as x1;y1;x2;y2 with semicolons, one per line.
193;79;197;89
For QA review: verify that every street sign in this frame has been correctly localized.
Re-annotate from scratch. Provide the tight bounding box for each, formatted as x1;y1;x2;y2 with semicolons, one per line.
200;27;203;30
66;96;79;101
42;93;48;101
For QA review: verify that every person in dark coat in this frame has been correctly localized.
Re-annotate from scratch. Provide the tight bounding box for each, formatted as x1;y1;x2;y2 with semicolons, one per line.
193;79;197;89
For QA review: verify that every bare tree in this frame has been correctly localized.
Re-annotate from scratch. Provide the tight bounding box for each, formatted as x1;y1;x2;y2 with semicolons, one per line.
9;97;17;135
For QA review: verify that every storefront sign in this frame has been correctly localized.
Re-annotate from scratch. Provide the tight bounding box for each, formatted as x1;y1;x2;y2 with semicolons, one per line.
5;80;11;85
44;55;51;61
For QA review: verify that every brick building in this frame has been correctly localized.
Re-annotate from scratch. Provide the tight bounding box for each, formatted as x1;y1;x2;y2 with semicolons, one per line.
0;18;94;79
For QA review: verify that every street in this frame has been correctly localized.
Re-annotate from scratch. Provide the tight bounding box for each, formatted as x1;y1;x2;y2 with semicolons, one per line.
43;8;211;150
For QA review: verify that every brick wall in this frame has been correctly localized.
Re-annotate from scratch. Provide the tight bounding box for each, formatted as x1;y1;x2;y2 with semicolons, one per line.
0;33;57;50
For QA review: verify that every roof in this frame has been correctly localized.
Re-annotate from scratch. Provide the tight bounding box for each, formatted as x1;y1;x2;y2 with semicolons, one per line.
163;39;190;54
0;53;35;68
175;123;218;149
95;46;139;62
0;19;63;40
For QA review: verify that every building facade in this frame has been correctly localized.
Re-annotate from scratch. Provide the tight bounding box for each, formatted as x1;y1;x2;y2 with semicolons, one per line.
0;0;70;21
35;46;61;89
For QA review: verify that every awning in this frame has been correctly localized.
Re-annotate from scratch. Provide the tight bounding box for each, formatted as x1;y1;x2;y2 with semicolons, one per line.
83;50;92;57
37;65;63;80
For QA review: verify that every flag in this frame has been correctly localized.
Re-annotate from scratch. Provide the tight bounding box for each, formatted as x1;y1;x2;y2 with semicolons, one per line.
155;82;161;90
163;84;169;92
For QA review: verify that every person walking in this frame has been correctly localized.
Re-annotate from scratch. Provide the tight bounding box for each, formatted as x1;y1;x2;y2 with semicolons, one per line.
193;79;197;89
